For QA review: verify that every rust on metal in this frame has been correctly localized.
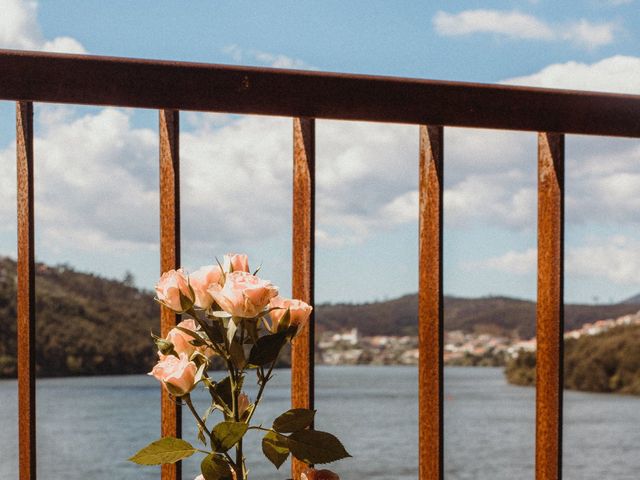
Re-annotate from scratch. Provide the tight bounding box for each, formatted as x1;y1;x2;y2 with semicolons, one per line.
17;101;36;480
159;109;182;480
291;117;316;480
418;126;444;480
536;132;564;480
1;49;640;137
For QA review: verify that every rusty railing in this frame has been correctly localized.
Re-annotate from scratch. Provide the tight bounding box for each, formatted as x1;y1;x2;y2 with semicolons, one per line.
2;48;640;480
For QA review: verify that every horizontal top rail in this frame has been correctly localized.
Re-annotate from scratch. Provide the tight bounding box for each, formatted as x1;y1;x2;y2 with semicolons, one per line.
1;48;640;137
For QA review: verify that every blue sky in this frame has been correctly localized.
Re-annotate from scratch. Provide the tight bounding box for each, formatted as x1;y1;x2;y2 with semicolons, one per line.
0;0;639;304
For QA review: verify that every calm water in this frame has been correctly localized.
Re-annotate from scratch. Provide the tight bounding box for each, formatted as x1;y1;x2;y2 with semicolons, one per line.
1;366;639;479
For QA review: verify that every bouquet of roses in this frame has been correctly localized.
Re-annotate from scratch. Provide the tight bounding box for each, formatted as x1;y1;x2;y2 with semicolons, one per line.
129;254;349;480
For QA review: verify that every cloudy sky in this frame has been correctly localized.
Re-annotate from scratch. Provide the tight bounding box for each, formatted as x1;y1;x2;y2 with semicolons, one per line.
0;0;639;304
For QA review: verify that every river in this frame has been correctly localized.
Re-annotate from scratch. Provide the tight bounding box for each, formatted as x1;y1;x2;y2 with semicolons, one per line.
1;366;639;479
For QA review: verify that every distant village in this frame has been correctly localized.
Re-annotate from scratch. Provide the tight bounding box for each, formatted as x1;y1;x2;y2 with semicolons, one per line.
316;310;640;366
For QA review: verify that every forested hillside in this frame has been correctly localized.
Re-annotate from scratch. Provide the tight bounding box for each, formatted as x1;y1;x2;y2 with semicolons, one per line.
318;294;640;338
1;255;639;377
505;324;640;394
0;257;159;377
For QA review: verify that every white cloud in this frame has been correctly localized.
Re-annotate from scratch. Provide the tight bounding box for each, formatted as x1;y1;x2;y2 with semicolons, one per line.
222;44;315;70
0;0;86;53
503;55;640;93
42;36;85;54
444;171;536;229
0;108;423;255
434;10;554;40
567;236;640;285
472;236;640;286
562;19;616;50
439;55;640;230
253;51;310;70
469;248;537;275
433;9;616;49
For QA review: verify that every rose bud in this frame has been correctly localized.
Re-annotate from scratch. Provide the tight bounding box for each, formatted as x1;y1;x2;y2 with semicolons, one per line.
208;271;278;318
238;392;251;419
189;264;223;309
268;296;313;333
154;337;175;357
223;253;250;273
149;352;197;397
155;269;194;313
301;468;340;480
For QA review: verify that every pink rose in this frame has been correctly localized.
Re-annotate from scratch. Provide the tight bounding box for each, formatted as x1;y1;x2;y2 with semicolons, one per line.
149;352;197;396
189;265;223;309
223;253;250;273
163;319;198;357
162;319;216;359
155;269;194;312
268;295;313;332
208;271;278;318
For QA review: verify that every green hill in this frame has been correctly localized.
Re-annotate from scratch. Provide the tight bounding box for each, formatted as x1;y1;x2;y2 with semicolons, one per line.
318;294;640;339
0;257;159;377
1;255;639;377
623;293;640;304
505;323;640;394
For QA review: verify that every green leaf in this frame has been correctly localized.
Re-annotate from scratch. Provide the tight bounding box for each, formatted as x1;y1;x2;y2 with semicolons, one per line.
276;308;291;333
190;337;209;347
247;331;287;367
229;340;246;370
227;319;238;344
128;437;197;465
273;409;316;433
287;430;351;465
252;262;263;276
175;326;201;340
197;402;218;446
211;421;249;452
244;318;260;343
200;453;234;480
194;361;208;384
200;318;225;344
211;376;233;410
262;431;290;469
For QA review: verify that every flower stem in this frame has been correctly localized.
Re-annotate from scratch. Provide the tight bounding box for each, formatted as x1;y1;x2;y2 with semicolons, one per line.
245;352;280;425
184;394;212;441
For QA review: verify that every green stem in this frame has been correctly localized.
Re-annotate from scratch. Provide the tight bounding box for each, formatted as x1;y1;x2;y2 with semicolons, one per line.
245;352;280;425
247;425;271;432
190;313;226;358
184;395;212;443
185;395;238;472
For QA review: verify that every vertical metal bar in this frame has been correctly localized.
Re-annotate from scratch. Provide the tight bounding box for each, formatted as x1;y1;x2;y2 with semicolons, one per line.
536;132;564;480
16;101;36;480
159;109;181;480
418;125;444;480
291;117;315;480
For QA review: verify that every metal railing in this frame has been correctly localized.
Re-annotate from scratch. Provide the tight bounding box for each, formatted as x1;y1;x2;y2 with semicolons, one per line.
2;48;640;480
